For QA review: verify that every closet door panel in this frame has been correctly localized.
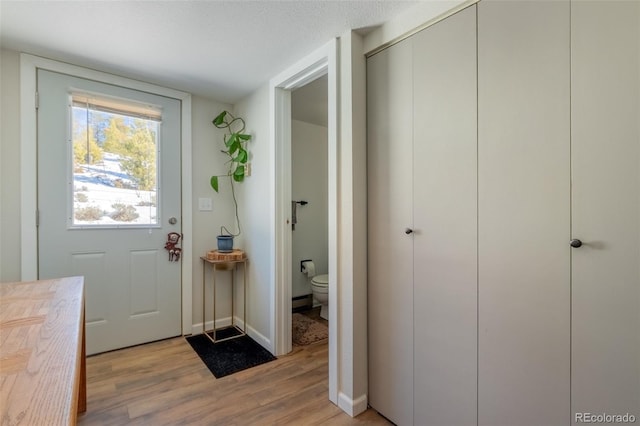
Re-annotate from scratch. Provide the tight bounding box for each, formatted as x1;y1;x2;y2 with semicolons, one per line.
571;1;640;422
477;2;571;425
367;38;414;426
412;5;477;425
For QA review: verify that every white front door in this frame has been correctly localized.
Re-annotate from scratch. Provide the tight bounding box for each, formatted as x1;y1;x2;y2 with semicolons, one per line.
37;69;182;355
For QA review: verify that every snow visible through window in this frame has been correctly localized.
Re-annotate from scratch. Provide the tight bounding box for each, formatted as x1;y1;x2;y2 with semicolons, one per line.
71;93;161;227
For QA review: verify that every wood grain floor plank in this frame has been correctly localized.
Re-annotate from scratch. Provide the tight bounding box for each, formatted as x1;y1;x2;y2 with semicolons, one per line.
79;331;390;425
269;391;345;425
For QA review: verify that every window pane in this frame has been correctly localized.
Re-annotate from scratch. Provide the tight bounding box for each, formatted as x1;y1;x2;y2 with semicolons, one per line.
71;98;159;227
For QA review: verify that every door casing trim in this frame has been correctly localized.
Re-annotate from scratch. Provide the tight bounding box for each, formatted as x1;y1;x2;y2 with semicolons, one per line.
269;38;338;404
20;53;193;336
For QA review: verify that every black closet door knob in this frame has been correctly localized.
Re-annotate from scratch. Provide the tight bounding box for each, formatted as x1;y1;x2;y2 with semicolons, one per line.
570;239;583;248
405;228;413;235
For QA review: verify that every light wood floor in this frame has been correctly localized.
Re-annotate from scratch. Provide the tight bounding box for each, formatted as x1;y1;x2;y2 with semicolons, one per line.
78;333;391;425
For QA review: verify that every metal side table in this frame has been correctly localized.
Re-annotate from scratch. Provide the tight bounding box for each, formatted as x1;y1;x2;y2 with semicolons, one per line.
201;250;247;343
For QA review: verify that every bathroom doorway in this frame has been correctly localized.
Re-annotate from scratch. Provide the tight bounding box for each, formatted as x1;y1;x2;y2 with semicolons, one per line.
270;39;338;403
290;76;329;342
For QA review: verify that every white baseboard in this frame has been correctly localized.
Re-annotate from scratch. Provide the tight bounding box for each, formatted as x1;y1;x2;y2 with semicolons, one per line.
337;391;368;417
246;324;271;353
191;316;272;354
191;317;232;335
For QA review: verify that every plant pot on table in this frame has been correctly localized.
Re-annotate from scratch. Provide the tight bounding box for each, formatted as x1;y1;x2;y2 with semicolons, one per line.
216;235;234;253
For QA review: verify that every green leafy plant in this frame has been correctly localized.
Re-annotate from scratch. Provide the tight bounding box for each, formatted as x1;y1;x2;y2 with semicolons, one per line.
210;110;252;237
210;111;251;192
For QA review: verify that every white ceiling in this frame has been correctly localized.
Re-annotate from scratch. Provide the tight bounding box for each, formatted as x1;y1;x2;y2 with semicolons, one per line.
0;0;417;104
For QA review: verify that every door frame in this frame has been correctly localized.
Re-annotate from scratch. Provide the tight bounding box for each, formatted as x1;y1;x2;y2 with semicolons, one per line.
269;39;338;403
19;53;194;336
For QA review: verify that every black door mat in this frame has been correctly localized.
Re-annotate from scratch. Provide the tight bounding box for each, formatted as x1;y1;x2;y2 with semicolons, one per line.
186;330;276;378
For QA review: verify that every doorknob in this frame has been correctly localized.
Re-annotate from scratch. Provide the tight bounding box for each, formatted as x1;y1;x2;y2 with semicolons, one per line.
405;228;413;235
570;239;583;248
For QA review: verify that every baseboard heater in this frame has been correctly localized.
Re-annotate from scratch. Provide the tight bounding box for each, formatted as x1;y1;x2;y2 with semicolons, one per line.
292;294;313;313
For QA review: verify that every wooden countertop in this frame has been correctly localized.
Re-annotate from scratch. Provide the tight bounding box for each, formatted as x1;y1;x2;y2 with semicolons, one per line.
0;276;86;425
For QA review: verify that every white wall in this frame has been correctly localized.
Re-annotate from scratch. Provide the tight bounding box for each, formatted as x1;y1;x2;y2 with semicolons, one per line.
291;119;328;298
1;49;22;282
233;84;273;347
190;95;237;329
336;31;369;416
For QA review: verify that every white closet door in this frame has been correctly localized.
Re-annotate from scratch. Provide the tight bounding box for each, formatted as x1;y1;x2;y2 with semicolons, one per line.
367;38;414;426
412;5;477;425
478;2;571;425
571;1;640;422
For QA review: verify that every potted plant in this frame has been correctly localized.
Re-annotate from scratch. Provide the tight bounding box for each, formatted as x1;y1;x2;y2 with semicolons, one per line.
210;110;251;252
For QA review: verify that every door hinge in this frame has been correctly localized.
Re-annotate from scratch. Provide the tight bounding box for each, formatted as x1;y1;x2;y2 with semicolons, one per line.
35;92;39;109
36;209;40;227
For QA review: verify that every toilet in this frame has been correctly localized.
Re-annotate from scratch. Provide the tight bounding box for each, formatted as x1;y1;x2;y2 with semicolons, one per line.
310;274;329;320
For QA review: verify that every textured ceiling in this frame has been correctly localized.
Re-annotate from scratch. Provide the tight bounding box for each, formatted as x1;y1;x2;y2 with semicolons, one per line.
0;0;417;103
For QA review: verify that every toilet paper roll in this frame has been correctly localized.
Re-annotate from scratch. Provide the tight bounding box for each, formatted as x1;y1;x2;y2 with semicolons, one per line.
301;260;316;277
